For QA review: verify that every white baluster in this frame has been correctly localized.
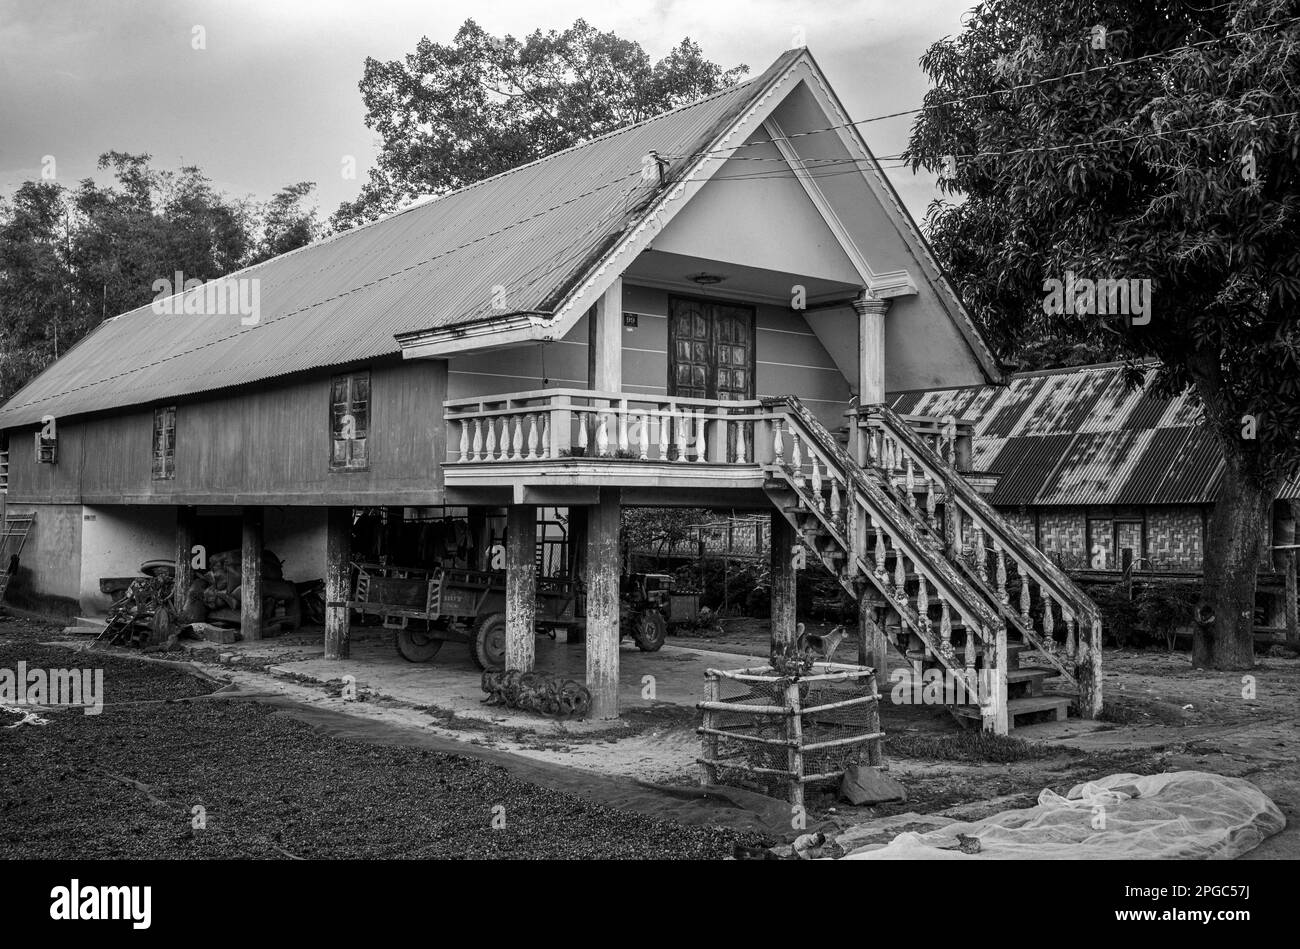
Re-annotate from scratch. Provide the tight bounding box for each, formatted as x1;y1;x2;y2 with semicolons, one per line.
735;419;747;464
916;574;930;628
925;481;936;526
527;414;539;459
906;457;917;508
773;420;785;465
995;543;1008;603
540;415;550;458
874;525;887;579
674;409;686;462
596;413;610;457
472;418;483;462
638;412;649;460
658;409;669;460
894;550;907;599
1042;597;1056;652
939;594;953;659
1019;576;1032;628
1065;610;1077;659
578;411;589;455
830;480;842;522
811;455;823;508
618;406;629;455
512;415;524;460
485;416;497;460
791;432;804;485
459;419;469;462
972;524;986;582
695;411;707;463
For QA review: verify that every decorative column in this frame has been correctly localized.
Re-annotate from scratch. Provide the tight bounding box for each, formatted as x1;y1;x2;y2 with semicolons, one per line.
587;277;623;396
853;291;892;465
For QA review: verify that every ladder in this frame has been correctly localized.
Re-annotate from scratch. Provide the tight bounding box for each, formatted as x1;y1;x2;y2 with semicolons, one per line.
0;512;35;603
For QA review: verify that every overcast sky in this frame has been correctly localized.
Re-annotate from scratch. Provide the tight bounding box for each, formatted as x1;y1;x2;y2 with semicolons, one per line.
0;0;976;223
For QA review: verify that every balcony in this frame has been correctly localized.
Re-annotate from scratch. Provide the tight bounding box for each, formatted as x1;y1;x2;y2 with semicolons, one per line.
440;389;987;507
442;389;776;504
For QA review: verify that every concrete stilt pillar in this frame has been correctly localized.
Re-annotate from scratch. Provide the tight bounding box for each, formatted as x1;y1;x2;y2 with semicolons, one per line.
241;506;263;641
585;489;621;719
506;504;537;672
770;511;798;663
325;506;351;659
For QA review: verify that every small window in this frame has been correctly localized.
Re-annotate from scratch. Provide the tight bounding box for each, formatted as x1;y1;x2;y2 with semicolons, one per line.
34;426;57;464
152;406;176;480
330;371;370;471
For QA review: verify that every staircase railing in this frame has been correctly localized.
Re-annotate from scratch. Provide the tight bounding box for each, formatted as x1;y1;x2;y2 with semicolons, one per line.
862;404;1103;717
762;396;1009;733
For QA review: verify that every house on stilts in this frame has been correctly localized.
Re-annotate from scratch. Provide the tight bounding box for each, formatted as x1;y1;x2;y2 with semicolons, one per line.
0;49;1101;733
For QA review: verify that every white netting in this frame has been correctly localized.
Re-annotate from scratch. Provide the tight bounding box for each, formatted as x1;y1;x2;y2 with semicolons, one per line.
843;771;1285;860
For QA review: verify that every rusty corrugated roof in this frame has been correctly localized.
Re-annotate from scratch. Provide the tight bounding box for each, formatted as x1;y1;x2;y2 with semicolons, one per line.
893;362;1286;506
0;51;805;429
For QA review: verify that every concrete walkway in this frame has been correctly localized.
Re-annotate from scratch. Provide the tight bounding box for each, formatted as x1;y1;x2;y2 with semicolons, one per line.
188;625;767;733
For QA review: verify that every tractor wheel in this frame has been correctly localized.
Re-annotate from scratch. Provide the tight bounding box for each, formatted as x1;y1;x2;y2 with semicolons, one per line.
396;627;444;663
472;612;507;671
633;610;667;652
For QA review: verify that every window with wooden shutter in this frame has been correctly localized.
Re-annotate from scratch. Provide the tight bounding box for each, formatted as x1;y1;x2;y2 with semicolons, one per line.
152;406;177;480
330;371;370;471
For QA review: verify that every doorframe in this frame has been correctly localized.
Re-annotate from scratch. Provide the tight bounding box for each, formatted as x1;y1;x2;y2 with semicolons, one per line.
665;293;758;400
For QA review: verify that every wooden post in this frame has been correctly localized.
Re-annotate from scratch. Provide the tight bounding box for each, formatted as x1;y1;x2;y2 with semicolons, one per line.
770;511;798;663
585;488;621;719
785;680;805;811
325;506;351;659
588;277;623;397
1284;502;1298;644
241;506;263;641
858;597;889;680
1076;617;1105;718
173;505;196;615
506;504;537;672
1286;550;1298;644
699;674;719;786
981;623;1009;734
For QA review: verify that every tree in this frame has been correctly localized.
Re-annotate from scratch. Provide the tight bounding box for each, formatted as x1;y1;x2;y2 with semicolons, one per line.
907;0;1300;669
253;182;322;264
332;18;747;229
0;181;70;402
0;153;318;404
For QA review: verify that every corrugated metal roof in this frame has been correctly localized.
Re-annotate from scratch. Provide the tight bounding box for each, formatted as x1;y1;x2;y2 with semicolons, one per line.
0;51;805;429
893;362;1290;506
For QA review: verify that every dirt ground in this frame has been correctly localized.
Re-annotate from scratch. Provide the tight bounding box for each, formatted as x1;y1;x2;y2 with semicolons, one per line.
2;611;1297;858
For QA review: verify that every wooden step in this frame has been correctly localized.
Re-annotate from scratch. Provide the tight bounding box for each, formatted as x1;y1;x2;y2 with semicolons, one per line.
950;695;1071;728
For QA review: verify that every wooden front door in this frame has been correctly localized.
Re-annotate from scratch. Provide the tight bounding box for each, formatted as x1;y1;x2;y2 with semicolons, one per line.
667;296;756;401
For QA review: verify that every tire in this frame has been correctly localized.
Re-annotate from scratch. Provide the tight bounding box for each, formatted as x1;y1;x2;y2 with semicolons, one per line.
633;610;667;652
396;627;444;663
472;612;507;671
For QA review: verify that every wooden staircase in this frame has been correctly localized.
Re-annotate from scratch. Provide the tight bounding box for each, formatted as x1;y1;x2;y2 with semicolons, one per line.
760;396;1101;735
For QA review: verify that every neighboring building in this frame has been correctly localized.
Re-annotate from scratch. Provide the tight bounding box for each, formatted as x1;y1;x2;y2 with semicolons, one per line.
893;362;1300;582
0;49;1100;732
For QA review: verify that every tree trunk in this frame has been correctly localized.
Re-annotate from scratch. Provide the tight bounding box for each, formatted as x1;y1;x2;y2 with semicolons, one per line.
1196;454;1276;669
